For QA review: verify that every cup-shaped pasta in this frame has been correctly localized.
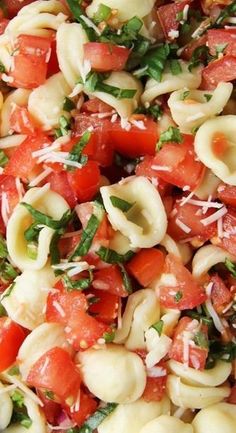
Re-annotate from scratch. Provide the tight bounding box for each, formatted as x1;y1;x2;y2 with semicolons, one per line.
168;82;233;133
78;344;146;403
18;0;67;16
114;289;160;350
4;395;47;433
140;415;194;433
28;72;72;130
7;185;70;271
159;308;180;337
1;89;31;136
56;22;88;88
141;62;202;104
86;0;156;22
160;234;192;265
109;230;137;254
97;397;171;433
194;115;236;185
100;177;167;249
0;382;13;430
194;169;220;200
17;322;72;380
88;71;142;119
168;360;232;387
192;402;236;433
192;245;235;279
145;327;172;368
166;374;230;409
1;264;56;330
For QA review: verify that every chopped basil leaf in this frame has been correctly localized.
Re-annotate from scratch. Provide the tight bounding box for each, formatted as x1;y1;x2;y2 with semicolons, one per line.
185;309;213;327
135;104;163;120
157;126;183;151
169;59;182;75
140;44;170;82
44;390;55;400
206;340;236;369
188;45;210;71
55;115;71;137
103;330;115;343
49;231;61;265
193;331;209;349
0;303;6;316
96;246;134;264
83;72;136;99
0;261;18;281
0;61;5;73
215;43;228;56
11;390;24;408
94;3;111;23
215;0;236;26
63;271;93;291
110;196;134;212
63;97;76;112
1;282;15;300
66;130;91;169
76;403;118;433
204;93;212;102
151;319;164;336
180;90;190;100
21;204;72;230
66;0;97;41
174;291;183;302
20;417;32;429
176;11;184;21
88;296;100;305
24;222;41;243
119;263;133;294
0;234;8;259
0;149;8;167
225;258;236;278
8;365;20;376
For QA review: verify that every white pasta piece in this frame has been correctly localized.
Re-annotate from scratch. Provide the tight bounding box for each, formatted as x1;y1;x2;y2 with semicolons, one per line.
1;89;31;136
4;395;47;433
114;289;160;350
18;0;67;16
109;231;137;254
100;176;167;248
192;402;236;433
168;360;232;387
17;322;72;380
98;397;171;433
56;22;88;88
28;72;71;130
194;169;221;200
0;381;13;430
145;327;172;368
160;234;192;265
86;0;156;22
0;134;26;149
140;414;194;433
168;82;233;133
1;264;56;330
0;34;13;76
194;115;236;185
166;374;230;409
141;62;202;104
7;185;70;271
78;344;146;403
159;308;180;337
192;245;235;279
89;71;142;119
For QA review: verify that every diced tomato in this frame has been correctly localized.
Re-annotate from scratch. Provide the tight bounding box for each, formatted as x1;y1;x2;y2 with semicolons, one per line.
127;248;165;287
157;0;191;39
88;288;119;323
93;265;129;297
27;347;81;403
0;174;21;217
219;208;236;256
16;34;51;57
169;317;208;370
160;254;207;310
142;362;167;402
84;42;130;72
46;171;77;208
46;289;88;325
228;385;236;404
82;98;112;114
36;390;61;425
182;35;207;60
210;274;232;314
109;118;158;158
5;134;51;182
167;199;217;242
76;202;111;243
0;18;9;35
0;317;25;372
201;56;236;90
4;0;35;17
66;310;109;350
138;135;204;191
217;184;236;207
67;160;100;203
47;37;60;77
135;156;172;197
207;29;236;56
66;389;97;427
9;105;35;135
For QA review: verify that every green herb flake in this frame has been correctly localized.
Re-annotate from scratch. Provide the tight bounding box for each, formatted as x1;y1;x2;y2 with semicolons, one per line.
204;93;212;102
215;0;236;26
151;319;164;336
21;204;72;231
44;390;55;400
63;97;76;112
66;130;91;169
174;291;183;303
140;43;170;82
0;149;8;167
0;303;6;317
77;402;118;433
170;59;182;75
156;126;183;151
119;263;133;294
1;282;15;300
110;196;134;212
0;234;8;259
11;390;24;408
188;45;210;72
63;271;93;291
176;11;184;21
225;258;236;278
55;115;71;137
103;330;115;343
66;0;97;41
215;43;228;56
83;71;136;99
0;61;5;73
0;261;18;281
20;417;32;429
94;3;112;23
88;296;100;305
193;331;209;349
180;90;190;100
96;246;134;264
8;365;20;376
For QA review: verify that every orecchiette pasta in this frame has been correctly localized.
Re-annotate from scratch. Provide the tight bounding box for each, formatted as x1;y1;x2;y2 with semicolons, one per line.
168;82;233;133
88;71;142;119
1;264;56;330
1;89;31;136
86;0;156;22
7;185;70;271
17;322;72;380
192;245;235;279
78;344;146;403
28;72;71;130
160;234;192;265
109;230;137;254
194;115;236;185
114;289;160;350
141;63;202;104
139;414;194;433
192;402;236;433
145;327;172;368
0;381;13;430
159;308;180;337
4;395;47;433
100;176;167;249
97;397;171;433
194;169;221;200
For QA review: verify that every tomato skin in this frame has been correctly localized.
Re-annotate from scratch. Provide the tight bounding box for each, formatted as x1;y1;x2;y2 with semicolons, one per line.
0;317;25;372
84;42;130;72
93;265;129;297
135;156;172;197
67;161;100;203
217;184;236;207
9;105;35;135
4;0;35;17
27;347;81;403
201;55;236;90
0;174;21;217
82;98;112;114
210;274;232;314
182;35;207;60
66;390;97;427
46;289;88;324
66;310;109;350
160;254;207;310
157;0;190;39
47;38;60;77
169;317;208;370
207;29;236;56
219;208;236;256
88;288;119;324
127;248;165;287
142;362;167;402
46;171;77;208
36;390;61;425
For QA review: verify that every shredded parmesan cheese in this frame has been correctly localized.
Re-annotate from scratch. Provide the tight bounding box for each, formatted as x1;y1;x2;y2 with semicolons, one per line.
175;218;191;233
200;207;227;226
